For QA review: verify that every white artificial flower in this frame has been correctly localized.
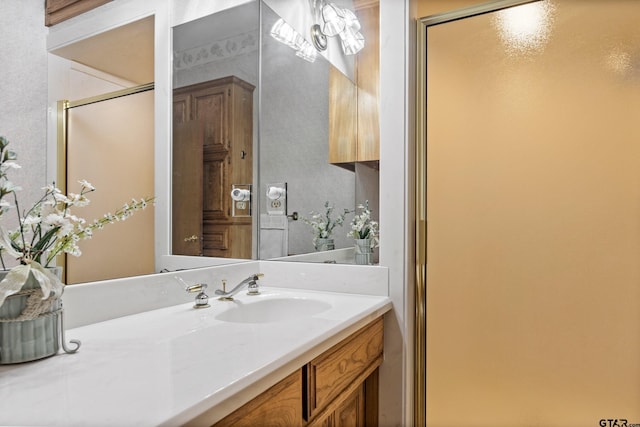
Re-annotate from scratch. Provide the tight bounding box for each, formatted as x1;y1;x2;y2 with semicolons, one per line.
43;213;65;226
2;161;21;170
78;180;95;191
2;181;22;193
82;228;93;239
22;215;42;226
42;183;56;192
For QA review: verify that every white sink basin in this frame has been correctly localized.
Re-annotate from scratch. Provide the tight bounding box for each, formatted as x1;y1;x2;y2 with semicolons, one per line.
215;297;332;323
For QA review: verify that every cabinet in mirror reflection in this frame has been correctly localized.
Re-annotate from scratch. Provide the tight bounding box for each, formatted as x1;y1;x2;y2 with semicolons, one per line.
173;76;255;258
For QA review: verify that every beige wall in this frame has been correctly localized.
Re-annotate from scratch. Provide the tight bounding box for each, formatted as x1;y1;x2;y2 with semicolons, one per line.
424;1;640;425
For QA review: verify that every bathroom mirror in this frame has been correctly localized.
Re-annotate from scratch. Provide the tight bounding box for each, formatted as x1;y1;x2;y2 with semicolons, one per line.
172;0;372;262
49;0;378;284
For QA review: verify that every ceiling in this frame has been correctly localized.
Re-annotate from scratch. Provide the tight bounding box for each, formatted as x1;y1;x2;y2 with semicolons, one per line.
50;16;154;85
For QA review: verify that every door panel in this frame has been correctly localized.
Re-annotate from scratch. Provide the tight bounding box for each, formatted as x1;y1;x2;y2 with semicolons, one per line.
426;2;640;426
172;121;203;256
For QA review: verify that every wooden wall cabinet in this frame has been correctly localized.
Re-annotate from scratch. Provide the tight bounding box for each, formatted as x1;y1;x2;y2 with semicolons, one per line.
328;0;380;168
45;0;113;26
173;76;255;258
193;317;384;427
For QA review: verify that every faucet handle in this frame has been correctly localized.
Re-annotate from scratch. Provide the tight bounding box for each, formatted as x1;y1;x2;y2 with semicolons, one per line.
247;274;262;296
185;283;210;309
185;283;207;294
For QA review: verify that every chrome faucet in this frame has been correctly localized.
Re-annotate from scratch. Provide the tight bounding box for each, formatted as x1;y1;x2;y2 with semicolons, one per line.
184;283;210;309
215;273;263;300
175;276;210;309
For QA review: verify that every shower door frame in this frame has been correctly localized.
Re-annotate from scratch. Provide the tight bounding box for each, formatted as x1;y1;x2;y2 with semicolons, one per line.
415;1;540;425
56;82;155;283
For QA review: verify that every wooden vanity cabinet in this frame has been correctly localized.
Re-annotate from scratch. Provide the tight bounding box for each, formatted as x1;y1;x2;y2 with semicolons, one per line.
305;317;383;427
214;370;304;427
207;317;384;427
173;76;255;258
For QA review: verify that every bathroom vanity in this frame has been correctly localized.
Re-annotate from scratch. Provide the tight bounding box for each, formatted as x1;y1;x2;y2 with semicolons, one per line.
202;317;383;427
0;279;391;426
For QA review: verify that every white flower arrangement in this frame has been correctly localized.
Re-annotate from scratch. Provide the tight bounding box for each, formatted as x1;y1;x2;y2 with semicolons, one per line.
301;201;351;249
0;136;154;307
348;200;379;248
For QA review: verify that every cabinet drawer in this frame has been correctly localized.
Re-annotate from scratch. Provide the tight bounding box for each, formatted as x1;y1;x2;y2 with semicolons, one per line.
307;318;383;418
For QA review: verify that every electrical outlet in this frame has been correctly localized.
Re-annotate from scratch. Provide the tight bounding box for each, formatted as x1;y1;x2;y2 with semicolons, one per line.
266;182;287;215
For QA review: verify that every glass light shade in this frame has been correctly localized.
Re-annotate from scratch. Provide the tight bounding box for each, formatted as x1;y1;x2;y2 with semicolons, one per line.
341;8;361;32
340;27;365;55
270;18;298;48
296;40;317;62
321;3;345;37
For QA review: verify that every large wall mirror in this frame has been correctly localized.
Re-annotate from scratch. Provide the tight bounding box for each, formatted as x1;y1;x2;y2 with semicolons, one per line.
172;0;379;264
49;0;379;284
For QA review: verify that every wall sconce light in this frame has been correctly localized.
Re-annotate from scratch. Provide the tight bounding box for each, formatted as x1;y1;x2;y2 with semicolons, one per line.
311;1;365;55
270;1;365;62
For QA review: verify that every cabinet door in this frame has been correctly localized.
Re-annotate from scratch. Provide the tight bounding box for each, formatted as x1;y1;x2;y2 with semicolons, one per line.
173;77;254;259
172;121;203;256
307;318;383;420
192;85;229;151
214;370;303;427
203;147;229;221
354;1;380;162
173;92;191;124
334;385;365;427
328;65;357;164
328;0;380;166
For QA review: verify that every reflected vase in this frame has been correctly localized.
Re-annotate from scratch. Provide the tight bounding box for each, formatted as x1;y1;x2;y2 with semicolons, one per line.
315;238;335;252
354;239;373;265
0;267;62;364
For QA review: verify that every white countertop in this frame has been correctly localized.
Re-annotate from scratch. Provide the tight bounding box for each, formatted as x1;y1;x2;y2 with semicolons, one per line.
0;287;391;426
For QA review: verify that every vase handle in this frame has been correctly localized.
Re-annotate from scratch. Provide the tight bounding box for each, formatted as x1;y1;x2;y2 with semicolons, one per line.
58;301;81;354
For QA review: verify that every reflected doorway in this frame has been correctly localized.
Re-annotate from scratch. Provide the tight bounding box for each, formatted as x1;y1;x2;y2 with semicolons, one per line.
59;86;155;284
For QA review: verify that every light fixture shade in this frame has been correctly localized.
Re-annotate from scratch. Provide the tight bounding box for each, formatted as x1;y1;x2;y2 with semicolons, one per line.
321;3;345;37
271;18;298;48
341;7;361;32
296;40;318;62
340;27;365;55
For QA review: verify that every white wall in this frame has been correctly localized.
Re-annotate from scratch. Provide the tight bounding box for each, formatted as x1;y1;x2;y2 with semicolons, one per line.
379;0;413;425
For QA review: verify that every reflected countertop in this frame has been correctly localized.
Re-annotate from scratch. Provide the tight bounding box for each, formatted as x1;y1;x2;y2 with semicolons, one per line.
0;287;391;426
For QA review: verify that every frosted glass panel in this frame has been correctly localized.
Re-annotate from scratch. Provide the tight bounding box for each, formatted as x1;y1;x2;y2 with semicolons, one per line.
66;90;155;284
426;1;640;426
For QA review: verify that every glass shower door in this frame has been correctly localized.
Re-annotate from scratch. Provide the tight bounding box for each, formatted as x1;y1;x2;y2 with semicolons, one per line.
425;1;640;425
